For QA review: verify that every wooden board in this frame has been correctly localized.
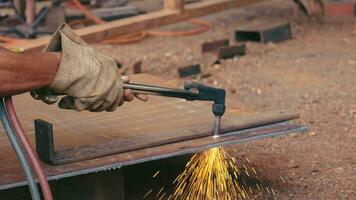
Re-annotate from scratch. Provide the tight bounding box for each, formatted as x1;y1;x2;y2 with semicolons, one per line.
0;74;301;189
3;0;267;52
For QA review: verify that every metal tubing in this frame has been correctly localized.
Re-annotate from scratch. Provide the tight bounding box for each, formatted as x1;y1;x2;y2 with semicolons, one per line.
0;98;41;200
123;83;198;99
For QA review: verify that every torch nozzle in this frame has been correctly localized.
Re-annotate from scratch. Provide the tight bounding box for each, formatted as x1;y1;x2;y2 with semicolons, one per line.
213;116;221;138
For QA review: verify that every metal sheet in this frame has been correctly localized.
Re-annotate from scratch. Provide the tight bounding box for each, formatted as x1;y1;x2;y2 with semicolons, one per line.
235;21;292;43
0;74;305;190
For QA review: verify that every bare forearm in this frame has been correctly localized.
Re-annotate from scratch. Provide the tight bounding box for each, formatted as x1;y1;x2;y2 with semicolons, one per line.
0;47;61;96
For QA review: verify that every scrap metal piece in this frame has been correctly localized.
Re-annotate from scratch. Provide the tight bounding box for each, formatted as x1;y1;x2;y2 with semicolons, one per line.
178;64;201;78
132;61;142;74
202;43;246;66
235;21;292;43
202;39;230;53
35;120;55;165
217;43;246;60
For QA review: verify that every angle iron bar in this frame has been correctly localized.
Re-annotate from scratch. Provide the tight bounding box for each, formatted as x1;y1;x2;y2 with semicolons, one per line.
1;122;306;190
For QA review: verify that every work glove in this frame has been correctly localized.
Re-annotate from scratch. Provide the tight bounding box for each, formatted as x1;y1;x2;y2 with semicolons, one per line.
31;24;126;112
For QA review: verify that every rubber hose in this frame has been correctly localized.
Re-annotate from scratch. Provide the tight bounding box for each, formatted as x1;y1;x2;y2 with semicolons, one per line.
0;98;40;200
5;97;53;200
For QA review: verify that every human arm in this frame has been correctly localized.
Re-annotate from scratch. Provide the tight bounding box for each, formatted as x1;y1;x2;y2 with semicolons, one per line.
0;24;147;111
0;46;60;96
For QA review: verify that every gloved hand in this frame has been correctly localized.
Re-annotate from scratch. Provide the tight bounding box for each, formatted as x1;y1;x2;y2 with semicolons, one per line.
31;24;147;112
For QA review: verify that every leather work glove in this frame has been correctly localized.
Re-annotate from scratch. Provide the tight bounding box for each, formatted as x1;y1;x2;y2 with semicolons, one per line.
31;24;147;112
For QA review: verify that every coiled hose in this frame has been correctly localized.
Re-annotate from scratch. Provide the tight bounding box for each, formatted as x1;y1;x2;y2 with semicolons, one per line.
0;98;40;200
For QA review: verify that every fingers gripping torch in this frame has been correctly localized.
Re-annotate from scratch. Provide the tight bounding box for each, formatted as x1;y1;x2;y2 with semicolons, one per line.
124;81;226;136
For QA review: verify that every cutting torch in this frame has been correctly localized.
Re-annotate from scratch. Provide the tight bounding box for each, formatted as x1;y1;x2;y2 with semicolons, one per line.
33;81;226;136
124;81;226;136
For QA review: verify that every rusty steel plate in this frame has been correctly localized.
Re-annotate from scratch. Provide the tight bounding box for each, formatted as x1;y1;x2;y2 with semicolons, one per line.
0;74;306;190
